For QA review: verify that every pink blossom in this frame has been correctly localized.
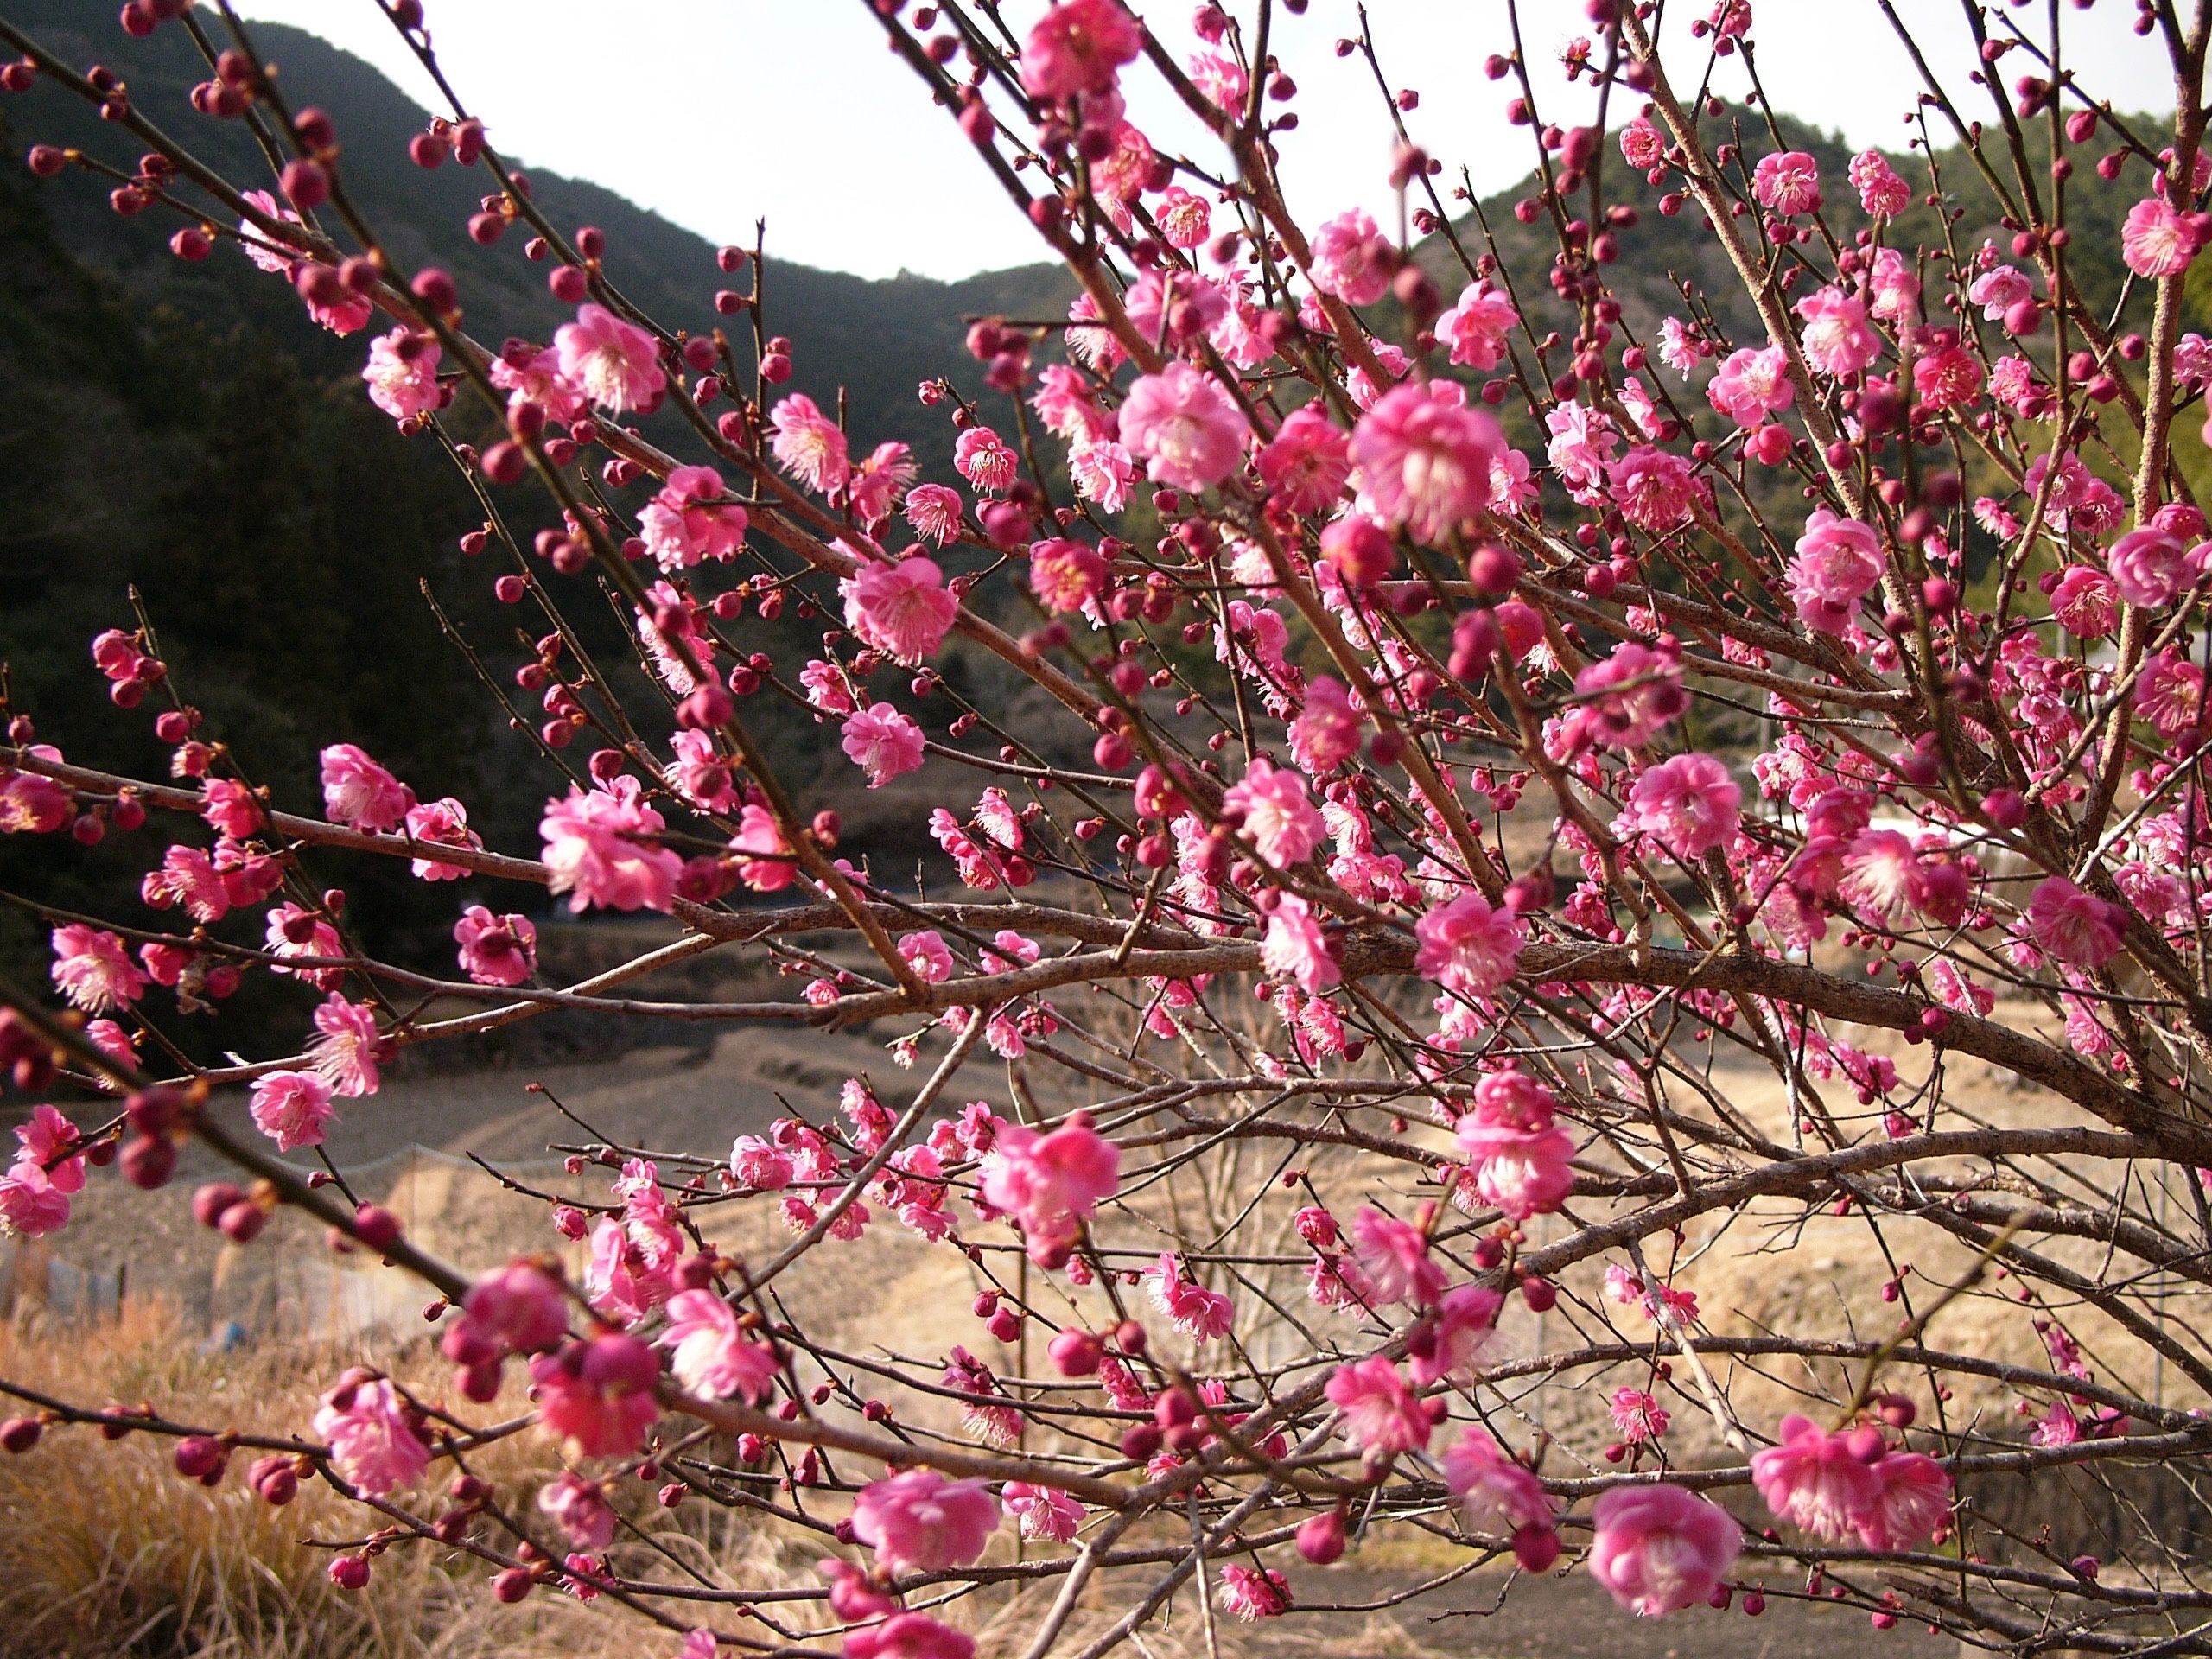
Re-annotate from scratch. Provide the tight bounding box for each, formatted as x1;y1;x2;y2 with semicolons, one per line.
847;441;917;524
905;482;963;544
2107;526;2192;608
1850;149;1911;218
50;924;146;1013
0;1161;70;1238
540;776;683;913
899;929;956;984
1751;149;1821;216
1350;1207;1445;1306
249;1069;337;1153
849;556;958;664
1223;757;1325;866
1436;280;1519;372
1610;1388;1670;1444
1309;209;1394;306
954;425;1019;493
1324;1355;1431;1459
2024;876;2125;969
1351;382;1505;545
1560;642;1687;753
1029;537;1109;616
2051;566;2120;639
539;1472;617;1551
1414;893;1525;1000
404;798;481;880
265;902;343;989
200;777;261;840
729;804;795;893
488;343;584;424
1119;363;1251;493
531;1333;661;1459
981;1114;1121;1262
1408;1284;1503;1386
851;1469;1001;1574
1607;445;1697;531
1789;509;1885;634
1020;0;1141;99
1859;1452;1953;1550
555;303;665;413
728;1135;794;1191
454;1261;569;1361
1289;676;1363;773
0;766;71;836
1216;1564;1292;1620
1453;1074;1575;1220
841;702;926;789
1751;1414;1883;1541
658;1288;777;1402
2122;196;2202;277
641;465;747;571
321;743;413;832
1258;406;1354;515
14;1106;83;1197
1914;342;1984;410
361;327;441;421
142;844;230;923
1003;1482;1085;1542
1587;1484;1741;1616
845;1615;975;1659
308;993;383;1097
1442;1428;1554;1550
768;393;851;495
313;1376;429;1497
455;905;537;987
1261;893;1339;993
1620;118;1665;169
1622;753;1741;859
1706;346;1793;428
1146;1250;1235;1340
1796;286;1879;378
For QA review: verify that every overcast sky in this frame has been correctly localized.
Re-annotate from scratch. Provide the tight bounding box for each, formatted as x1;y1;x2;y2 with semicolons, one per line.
235;1;2176;283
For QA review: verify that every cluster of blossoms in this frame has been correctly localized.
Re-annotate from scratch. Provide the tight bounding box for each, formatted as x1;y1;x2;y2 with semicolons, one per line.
6;0;2212;1655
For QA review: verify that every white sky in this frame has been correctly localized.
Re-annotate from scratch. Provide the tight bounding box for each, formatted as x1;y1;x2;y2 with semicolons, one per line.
236;1;2177;282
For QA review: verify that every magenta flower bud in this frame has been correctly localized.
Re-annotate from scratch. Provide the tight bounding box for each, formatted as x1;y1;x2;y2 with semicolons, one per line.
0;1417;41;1454
218;1200;266;1243
328;1554;371;1591
174;1434;229;1483
1296;1510;1347;1564
279;157;328;210
353;1203;403;1254
1046;1329;1103;1377
193;1182;246;1229
492;1567;533;1603
548;264;588;303
407;130;447;168
119;1132;177;1191
1521;1275;1556;1313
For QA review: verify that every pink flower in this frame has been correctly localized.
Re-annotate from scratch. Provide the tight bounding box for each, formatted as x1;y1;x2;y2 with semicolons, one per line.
308;993;384;1097
658;1288;777;1402
1309;209;1394;306
1453;1073;1575;1220
641;465;747;571
555;302;665;413
1408;1284;1503;1386
846;1616;974;1659
1020;0;1141;99
265;902;344;989
768;392;851;494
540;776;683;913
842;703;926;788
1706;346;1793;428
1914;342;1984;410
1351;382;1505;545
1788;509;1885;635
455;905;537;987
1351;1207;1445;1306
848;556;958;664
1028;537;1110;616
1796;285;1879;378
1414;893;1524;1000
899;929;956;984
1622;753;1740;859
1120;362;1251;493
1858;1452;1952;1550
1146;1250;1235;1340
531;1333;661;1459
954;425;1019;493
851;1470;1001;1574
1261;894;1339;993
142;844;229;923
981;1114;1121;1262
249;1069;337;1153
454;1261;569;1361
1619;118;1665;169
1560;642;1687;753
0;766;71;836
50;924;146;1013
321;743;413;832
2024;876;2125;969
361;327;441;421
2107;525;2192;608
1216;1564;1292;1620
1223;756;1325;866
1607;445;1697;531
2123;195;2202;277
906;482;963;545
488;342;585;423
14;1106;83;1196
538;1472;617;1551
200;777;261;840
1436;280;1519;372
1611;1388;1670;1444
1003;1482;1085;1542
1442;1428;1554;1552
728;1135;794;1191
1751;149;1821;216
729;804;794;893
2051;565;2120;639
1850;149;1911;218
848;441;917;524
1324;1356;1431;1459
0;1161;70;1238
1068;438;1135;512
1587;1484;1741;1616
1289;676;1363;773
404;798;481;880
1257;406;1353;514
313;1376;429;1497
1751;1414;1883;1541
